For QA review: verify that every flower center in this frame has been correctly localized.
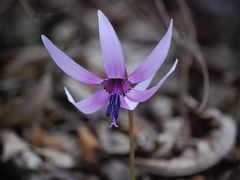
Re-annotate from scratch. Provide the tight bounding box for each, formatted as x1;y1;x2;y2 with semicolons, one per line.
103;78;131;96
103;78;131;127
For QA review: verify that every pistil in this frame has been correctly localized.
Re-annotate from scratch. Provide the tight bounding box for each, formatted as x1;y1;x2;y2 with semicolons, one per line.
103;78;131;127
106;94;120;127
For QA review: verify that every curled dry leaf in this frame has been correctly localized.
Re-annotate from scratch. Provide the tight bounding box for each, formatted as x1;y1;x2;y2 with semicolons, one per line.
136;108;236;176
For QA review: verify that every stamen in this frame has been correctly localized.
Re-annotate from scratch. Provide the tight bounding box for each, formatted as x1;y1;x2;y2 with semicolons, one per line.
106;103;113;117
113;95;120;119
114;105;120;119
106;96;113;117
104;78;131;128
106;94;121;127
113;94;117;104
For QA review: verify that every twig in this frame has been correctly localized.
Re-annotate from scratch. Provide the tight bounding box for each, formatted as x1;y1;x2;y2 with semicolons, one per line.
176;0;209;113
176;0;197;38
18;0;38;23
155;0;209;113
180;53;191;137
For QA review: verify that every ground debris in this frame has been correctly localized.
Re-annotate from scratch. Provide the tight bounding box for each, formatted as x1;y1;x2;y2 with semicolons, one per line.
78;126;99;166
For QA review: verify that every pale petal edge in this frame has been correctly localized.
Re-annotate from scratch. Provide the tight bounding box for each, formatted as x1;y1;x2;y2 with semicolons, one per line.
120;75;154;110
64;87;110;114
128;20;173;84
126;59;178;102
42;35;103;85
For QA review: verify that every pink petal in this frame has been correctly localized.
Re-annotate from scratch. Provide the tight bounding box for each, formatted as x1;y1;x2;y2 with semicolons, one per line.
42;35;103;85
98;10;125;79
64;87;110;114
121;75;154;110
134;74;154;90
128;20;173;84
126;59;178;102
120;96;130;109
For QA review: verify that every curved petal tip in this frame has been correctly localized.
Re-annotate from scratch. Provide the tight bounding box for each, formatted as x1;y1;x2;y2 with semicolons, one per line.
128;19;173;83
97;10;103;16
41;34;46;41
126;59;178;103
98;10;125;79
64;87;75;104
64;87;110;114
41;35;49;45
41;35;103;85
172;58;178;71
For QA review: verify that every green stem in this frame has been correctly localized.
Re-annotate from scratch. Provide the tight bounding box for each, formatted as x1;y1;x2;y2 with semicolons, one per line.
128;110;136;180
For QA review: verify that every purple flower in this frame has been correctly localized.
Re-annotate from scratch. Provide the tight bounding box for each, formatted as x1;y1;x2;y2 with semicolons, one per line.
41;10;178;128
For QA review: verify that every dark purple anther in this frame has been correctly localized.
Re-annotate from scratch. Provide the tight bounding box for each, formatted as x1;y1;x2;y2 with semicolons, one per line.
103;79;131;127
114;105;120;119
106;93;121;127
106;103;113;117
106;96;113;116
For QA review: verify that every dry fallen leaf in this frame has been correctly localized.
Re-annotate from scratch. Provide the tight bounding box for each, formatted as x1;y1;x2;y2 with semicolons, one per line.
0;73;51;128
136;108;236;177
78;126;99;166
29;126;75;152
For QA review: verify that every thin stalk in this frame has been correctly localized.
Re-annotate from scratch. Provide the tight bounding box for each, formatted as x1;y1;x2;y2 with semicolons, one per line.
128;110;136;180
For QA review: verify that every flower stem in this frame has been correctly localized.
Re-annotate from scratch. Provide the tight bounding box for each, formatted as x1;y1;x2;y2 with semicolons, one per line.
128;110;136;180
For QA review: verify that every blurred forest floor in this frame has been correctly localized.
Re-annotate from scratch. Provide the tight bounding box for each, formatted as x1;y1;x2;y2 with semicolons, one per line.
0;0;240;180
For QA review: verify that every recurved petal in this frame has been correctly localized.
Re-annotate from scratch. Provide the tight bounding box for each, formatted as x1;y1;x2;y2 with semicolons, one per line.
126;59;178;102
128;20;173;84
120;97;138;110
64;87;110;114
120;96;131;110
98;10;125;79
41;35;103;85
120;75;154;110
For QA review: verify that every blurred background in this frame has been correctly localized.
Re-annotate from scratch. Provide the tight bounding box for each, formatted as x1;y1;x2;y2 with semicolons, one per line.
0;0;240;179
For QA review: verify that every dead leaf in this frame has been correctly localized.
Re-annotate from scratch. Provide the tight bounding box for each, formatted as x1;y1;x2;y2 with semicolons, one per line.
0;73;51;127
78;126;99;166
29;126;74;152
